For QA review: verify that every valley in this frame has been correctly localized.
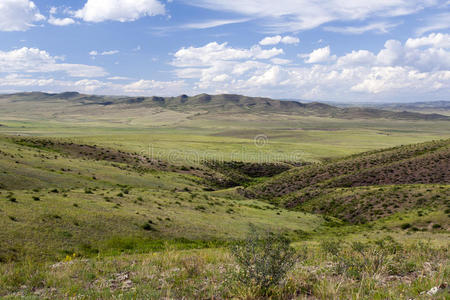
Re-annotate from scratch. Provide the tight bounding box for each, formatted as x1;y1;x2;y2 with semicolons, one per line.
0;92;449;299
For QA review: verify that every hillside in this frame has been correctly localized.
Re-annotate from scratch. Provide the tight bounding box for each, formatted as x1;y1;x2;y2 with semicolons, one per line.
1;92;449;121
1;132;449;299
0;135;324;262
242;139;450;223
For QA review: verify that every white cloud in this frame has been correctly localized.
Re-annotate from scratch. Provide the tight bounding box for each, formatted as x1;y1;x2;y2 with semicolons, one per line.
303;46;336;64
259;35;299;45
405;33;450;49
169;33;450;101
184;0;439;33
123;79;186;95
350;67;449;94
0;75;188;96
271;58;292;65
259;36;282;45
376;40;403;66
108;76;131;80
2;33;449;102
0;0;45;31
281;36;300;44
75;0;165;23
90;50;120;56
415;12;450;36
182;18;250;29
172;42;283;67
0;47;107;77
101;50;120;55
48;16;75;26
324;22;399;35
336;50;376;67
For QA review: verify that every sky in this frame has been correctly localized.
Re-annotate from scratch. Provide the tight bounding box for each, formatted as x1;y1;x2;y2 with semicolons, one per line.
0;0;449;102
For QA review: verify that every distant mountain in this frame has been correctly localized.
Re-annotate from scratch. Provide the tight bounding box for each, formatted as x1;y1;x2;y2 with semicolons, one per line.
1;92;449;121
373;101;450;111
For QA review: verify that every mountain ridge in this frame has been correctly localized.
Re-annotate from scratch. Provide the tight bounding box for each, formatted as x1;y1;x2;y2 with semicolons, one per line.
0;91;449;120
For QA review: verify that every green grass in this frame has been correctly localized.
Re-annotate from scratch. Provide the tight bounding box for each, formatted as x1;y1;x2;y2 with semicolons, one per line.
0;237;448;299
0;94;449;298
0;136;324;263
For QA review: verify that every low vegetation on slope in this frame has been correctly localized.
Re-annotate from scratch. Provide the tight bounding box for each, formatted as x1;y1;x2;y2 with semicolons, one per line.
0;132;449;299
241;139;450;226
0;135;323;263
287;184;449;224
243;139;449;199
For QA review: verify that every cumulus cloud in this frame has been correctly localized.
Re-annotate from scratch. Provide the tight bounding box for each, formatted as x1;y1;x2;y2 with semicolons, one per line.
75;0;165;23
172;42;283;67
0;0;45;31
336;50;376;67
2;33;449;102
405;33;450;49
184;0;440;32
0;74;188;96
302;46;336;63
123;79;186;94
0;47;107;77
169;33;450;101
48;16;75;26
259;35;300;45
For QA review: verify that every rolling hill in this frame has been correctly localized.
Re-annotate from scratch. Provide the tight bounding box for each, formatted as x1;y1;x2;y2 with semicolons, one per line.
1;92;449;121
241;139;450;223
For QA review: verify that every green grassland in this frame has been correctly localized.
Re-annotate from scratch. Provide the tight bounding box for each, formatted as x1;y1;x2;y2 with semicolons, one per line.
0;93;449;299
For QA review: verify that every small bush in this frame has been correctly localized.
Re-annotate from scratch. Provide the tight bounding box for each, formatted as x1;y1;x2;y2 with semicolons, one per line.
401;223;411;230
231;225;297;295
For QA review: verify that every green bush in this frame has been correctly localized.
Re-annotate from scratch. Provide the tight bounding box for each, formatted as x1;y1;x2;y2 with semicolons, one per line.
231;225;297;295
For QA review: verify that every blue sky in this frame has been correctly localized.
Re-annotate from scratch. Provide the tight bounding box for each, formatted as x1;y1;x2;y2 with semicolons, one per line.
0;0;449;102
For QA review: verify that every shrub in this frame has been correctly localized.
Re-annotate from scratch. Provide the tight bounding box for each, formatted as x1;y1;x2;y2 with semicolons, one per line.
141;222;156;231
231;225;297;295
401;223;411;230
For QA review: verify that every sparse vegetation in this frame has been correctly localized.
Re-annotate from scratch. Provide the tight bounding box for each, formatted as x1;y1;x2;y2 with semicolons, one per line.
0;93;448;298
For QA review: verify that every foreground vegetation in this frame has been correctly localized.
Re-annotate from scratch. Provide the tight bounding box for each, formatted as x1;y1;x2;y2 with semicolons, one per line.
0;134;448;299
1;234;448;299
0;92;449;298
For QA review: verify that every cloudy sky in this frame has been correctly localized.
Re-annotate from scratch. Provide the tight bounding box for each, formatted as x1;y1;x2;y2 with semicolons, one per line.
0;0;449;102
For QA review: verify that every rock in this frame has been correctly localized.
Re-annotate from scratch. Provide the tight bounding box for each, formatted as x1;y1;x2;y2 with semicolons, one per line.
427;286;439;296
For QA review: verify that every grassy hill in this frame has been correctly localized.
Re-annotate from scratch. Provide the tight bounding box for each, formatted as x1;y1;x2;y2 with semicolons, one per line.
0;92;449;299
242;139;450;225
1;133;449;299
0;135;325;263
1;91;449;120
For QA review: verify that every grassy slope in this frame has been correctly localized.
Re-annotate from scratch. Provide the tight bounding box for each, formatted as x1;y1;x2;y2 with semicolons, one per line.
0;136;323;263
244;139;450;199
0;93;449;298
